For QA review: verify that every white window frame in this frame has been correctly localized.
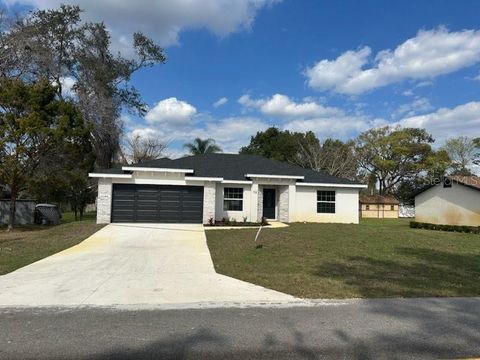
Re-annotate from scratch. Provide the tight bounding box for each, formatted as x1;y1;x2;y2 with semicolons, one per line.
223;187;244;211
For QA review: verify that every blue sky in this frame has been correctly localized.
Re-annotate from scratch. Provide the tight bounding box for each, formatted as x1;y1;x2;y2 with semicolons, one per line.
4;0;480;157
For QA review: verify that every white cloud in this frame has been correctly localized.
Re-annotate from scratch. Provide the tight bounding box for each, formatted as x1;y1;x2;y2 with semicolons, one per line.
237;92;388;139
6;0;279;50
397;101;480;140
392;97;434;118
60;76;76;98
51;76;76;98
192;117;269;152
145;97;196;125
305;27;480;94
213;97;228;108
283;115;376;138
130;127;161;139
239;93;341;117
129;116;268;154
238;94;266;108
305;47;371;93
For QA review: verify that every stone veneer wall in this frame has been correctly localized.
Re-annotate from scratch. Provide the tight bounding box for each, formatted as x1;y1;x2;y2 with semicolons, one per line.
257;185;263;222
278;185;289;222
202;182;216;224
96;178;112;224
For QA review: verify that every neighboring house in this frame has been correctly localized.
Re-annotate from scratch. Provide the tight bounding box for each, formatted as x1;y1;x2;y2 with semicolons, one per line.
359;195;399;219
89;154;366;224
415;176;480;227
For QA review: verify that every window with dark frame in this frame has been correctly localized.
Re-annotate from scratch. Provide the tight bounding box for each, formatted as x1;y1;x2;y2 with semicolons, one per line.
223;187;243;211
390;205;395;211
366;204;370;210
317;190;335;213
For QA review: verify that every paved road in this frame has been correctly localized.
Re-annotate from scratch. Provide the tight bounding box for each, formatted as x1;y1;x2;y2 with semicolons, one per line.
1;297;480;359
0;223;294;307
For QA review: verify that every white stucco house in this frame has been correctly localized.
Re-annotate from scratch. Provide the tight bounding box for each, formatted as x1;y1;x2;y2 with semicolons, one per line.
89;154;366;224
415;176;480;227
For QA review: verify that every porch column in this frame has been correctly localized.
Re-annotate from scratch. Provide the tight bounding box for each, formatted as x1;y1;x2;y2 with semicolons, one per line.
250;183;259;222
278;185;289;222
288;184;296;222
257;185;263;222
202;182;216;224
97;178;112;224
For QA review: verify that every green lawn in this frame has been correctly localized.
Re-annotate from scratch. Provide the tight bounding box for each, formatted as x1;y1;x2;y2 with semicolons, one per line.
206;218;480;299
0;212;104;275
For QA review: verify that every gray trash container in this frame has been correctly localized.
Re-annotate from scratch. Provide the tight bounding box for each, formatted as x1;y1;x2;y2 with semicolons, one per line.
35;204;62;225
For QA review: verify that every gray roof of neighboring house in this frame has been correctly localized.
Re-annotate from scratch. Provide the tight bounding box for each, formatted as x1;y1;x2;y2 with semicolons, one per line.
414;175;480;196
97;153;363;185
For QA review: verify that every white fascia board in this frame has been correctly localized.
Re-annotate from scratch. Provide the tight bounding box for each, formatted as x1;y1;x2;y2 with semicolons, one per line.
122;166;194;173
221;180;253;184
296;182;367;189
89;173;132;179
185;176;223;182
245;174;304;180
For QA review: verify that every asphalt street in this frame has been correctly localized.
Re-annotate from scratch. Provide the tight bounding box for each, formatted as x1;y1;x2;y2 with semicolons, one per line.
1;297;480;359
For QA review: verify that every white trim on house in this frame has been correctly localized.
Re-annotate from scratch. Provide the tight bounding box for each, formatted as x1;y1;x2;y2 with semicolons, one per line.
122;166;194;173
185;176;224;182
245;174;305;180
89;173;132;179
221;180;253;184
296;182;367;189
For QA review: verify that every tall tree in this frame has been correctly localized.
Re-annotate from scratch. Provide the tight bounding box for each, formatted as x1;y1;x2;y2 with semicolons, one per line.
184;138;222;155
441;136;478;175
0;78;91;229
0;5;166;168
240;127;318;162
124;134;167;164
355;126;450;195
294;138;358;180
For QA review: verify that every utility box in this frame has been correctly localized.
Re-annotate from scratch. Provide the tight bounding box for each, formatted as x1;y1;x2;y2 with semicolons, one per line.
35;204;62;225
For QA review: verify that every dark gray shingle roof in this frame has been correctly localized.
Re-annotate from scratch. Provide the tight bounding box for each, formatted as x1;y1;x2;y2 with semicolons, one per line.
100;154;362;185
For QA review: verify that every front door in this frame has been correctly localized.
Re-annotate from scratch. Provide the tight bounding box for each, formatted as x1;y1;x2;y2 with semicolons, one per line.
263;188;276;219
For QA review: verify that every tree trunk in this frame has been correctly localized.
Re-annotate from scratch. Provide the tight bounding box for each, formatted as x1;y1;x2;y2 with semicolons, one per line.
7;192;16;232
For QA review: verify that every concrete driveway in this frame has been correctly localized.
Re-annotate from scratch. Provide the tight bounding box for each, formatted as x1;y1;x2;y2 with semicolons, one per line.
0;223;297;308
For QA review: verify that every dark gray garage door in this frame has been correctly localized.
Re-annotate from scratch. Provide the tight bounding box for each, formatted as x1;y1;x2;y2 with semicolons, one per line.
111;184;204;223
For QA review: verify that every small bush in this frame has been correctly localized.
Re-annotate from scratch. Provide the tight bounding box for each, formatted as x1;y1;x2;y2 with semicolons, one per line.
410;221;479;234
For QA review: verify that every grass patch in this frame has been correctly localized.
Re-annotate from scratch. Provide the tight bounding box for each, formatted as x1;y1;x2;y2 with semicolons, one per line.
0;212;104;275
206;218;480;299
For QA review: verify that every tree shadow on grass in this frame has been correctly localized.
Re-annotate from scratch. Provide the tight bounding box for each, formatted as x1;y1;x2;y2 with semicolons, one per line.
313;247;480;298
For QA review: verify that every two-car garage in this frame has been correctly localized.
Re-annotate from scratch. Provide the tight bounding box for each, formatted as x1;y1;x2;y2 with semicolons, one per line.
111;184;204;223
